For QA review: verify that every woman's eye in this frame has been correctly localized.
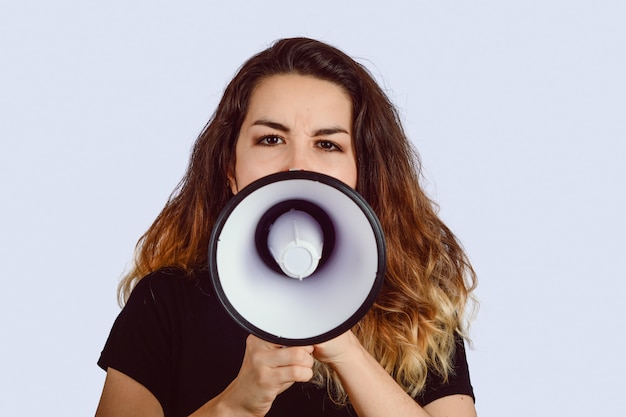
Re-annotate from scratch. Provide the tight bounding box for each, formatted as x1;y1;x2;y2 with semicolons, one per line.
257;135;284;146
317;140;341;151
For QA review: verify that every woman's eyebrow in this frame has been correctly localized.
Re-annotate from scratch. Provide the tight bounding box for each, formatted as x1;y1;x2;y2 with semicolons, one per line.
251;118;349;136
312;127;349;136
251;119;290;132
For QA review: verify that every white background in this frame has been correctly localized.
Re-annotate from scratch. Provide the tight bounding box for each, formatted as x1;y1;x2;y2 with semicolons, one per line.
1;1;624;416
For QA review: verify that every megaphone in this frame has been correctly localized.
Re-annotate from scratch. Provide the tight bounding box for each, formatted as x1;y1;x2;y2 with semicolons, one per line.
208;171;386;346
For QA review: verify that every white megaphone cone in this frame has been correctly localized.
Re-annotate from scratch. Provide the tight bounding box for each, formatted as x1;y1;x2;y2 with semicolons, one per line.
208;171;386;346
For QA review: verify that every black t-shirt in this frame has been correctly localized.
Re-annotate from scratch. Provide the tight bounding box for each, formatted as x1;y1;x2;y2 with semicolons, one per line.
98;268;474;416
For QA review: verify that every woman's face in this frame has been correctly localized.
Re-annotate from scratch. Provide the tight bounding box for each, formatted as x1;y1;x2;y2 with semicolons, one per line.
229;74;357;194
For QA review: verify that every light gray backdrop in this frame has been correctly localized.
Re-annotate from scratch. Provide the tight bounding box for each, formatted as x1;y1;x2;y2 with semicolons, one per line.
1;1;624;416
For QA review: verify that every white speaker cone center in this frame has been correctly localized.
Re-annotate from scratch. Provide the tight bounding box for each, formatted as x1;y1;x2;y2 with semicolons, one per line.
267;210;323;280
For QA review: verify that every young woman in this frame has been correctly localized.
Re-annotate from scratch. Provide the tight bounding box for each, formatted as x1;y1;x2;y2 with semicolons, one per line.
95;37;478;417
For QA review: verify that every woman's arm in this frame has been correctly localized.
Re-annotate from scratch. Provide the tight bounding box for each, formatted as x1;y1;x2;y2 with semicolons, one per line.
95;368;164;417
313;331;477;417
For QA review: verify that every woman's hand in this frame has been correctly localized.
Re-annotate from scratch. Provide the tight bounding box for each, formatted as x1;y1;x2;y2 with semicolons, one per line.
205;334;315;417
312;330;360;368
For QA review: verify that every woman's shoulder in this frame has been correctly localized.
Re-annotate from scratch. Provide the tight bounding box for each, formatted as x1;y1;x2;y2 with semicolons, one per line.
417;333;475;406
125;267;216;312
132;267;212;294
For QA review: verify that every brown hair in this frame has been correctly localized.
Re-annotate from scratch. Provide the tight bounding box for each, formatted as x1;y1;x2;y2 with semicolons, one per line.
119;37;477;404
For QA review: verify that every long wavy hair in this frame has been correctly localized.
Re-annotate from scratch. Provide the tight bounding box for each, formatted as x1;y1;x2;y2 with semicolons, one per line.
119;37;477;405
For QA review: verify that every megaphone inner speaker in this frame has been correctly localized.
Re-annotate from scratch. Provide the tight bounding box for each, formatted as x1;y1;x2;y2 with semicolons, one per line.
209;171;386;345
255;199;335;279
